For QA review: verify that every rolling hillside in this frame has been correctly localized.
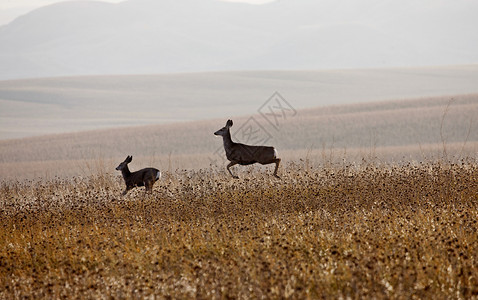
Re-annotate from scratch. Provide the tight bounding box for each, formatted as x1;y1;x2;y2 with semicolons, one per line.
0;93;476;181
1;66;478;140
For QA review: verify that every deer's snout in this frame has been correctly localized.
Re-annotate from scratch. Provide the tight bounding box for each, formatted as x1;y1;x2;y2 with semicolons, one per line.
214;127;227;136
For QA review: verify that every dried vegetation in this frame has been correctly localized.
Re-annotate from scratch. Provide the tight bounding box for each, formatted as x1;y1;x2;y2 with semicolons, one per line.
1;160;477;299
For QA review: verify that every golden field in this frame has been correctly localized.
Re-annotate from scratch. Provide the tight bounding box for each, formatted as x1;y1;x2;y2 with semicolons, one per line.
0;83;477;298
1;161;477;299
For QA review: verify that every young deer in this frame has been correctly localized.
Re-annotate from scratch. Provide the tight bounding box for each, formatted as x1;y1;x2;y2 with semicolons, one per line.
115;155;161;195
214;119;281;179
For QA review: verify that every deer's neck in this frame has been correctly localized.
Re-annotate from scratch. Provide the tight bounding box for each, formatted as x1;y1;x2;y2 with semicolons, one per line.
222;130;235;149
121;165;132;179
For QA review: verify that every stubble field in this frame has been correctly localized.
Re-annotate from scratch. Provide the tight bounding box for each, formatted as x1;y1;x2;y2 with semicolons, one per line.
1;160;477;299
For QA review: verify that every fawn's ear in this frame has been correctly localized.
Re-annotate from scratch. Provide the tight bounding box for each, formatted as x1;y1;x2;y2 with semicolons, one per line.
126;155;132;163
226;119;233;128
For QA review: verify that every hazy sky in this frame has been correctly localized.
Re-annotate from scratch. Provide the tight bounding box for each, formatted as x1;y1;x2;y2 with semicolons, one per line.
0;0;274;25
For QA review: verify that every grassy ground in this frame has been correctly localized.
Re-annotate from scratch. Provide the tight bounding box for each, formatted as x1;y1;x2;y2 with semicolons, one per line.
1;161;477;299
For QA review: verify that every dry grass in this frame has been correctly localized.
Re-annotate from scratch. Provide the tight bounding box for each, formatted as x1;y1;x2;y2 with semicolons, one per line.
1;161;477;299
0;141;477;182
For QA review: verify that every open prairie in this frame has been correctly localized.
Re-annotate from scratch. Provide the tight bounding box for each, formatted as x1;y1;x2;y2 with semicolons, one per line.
1;69;478;298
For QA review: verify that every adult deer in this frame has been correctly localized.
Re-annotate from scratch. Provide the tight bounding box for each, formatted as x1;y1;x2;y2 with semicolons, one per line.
214;119;281;179
115;155;161;195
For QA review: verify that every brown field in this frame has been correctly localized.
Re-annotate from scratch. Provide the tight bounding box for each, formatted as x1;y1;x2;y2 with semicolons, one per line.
1;87;477;298
1;161;477;298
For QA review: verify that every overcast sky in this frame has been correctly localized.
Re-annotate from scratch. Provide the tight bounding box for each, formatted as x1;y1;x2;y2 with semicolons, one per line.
0;0;274;25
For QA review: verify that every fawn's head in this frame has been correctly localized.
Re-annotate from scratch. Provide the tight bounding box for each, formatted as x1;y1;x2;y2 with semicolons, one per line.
214;119;233;137
116;155;132;171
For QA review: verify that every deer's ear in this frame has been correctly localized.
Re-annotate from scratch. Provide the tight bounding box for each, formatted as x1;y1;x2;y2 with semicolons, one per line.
126;155;132;163
226;120;233;128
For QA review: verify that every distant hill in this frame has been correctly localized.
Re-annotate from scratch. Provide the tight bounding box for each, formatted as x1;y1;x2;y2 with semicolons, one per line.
1;0;477;79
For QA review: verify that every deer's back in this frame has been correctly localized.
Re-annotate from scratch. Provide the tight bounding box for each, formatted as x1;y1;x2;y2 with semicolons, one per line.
228;144;276;165
127;168;160;186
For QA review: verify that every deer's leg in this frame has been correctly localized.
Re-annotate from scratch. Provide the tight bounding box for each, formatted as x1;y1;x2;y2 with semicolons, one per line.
144;181;153;194
273;158;281;178
122;187;131;196
227;161;239;179
122;183;135;195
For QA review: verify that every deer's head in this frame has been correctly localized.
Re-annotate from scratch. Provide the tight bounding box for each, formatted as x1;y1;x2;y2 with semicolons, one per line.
116;155;132;171
214;119;233;137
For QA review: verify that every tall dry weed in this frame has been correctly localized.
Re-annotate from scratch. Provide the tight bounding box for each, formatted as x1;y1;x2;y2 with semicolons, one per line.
1;161;477;298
